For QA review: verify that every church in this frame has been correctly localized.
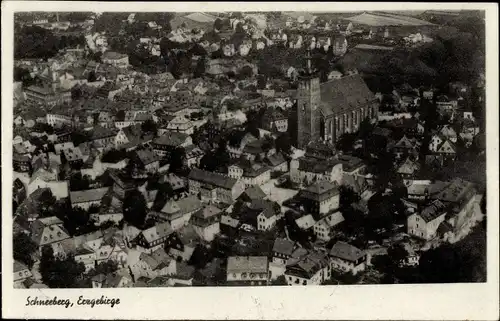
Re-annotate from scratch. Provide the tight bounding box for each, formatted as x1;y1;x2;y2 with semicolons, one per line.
296;51;379;148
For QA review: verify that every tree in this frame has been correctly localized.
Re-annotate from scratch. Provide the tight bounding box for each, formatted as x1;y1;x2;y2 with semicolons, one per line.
38;189;57;218
193;55;207;78
87;260;119;278
336;133;357;153
87;70;97;82
13;232;38;268
239;65;254;79
40;245;85;288
122;189;148;228
387;243;409;267
214;18;224;31
339;185;361;210
15;26;60;59
168;147;186;175
275;132;292;154
141;119;158;136
270;275;288;285
69;172;91;191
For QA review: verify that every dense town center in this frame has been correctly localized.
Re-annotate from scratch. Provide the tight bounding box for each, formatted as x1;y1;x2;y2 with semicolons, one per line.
12;11;486;288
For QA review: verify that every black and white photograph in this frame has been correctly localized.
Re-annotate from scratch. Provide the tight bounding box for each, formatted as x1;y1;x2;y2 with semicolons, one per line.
2;2;498;320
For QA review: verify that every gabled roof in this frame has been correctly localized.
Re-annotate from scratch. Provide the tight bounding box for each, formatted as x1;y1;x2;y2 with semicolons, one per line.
193;204;222;220
419;200;446;222
188;168;238;190
141;222;174;244
272;238;295;256
227;256;268;274
329;241;364;262
319;74;376;117
153;132;190;147
70;187;109;204
240;185;267;202
295;214;316;230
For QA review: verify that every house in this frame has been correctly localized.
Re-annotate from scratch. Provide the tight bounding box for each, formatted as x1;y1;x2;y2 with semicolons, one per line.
329;241;367;275
295;214;316;231
284;250;330;285
152;132;192;157
135;149;160;173
13;178;27;206
24;85;72;106
272;238;295;266
397;157;420;179
109;170;136;200
13;153;31;172
14;261;33;283
313;211;345;242
133;222;175;253
228;162;271;188
256;203;278;231
130;248;176;280
226;256;269;286
260;108;288;133
238;185;267;203
156;195;203;231
392;135;419;160
27;175;69;200
191;204;223;242
407;200;447;240
165;115;195;135
188;168;245;204
92;270;133;288
91;195;124;226
428;178;479;241
90;126;118;149
184;145;205;168
299;181;340;216
102;51;129;68
30;216;70;250
168;224;201;262
439;125;458;143
70;187;109;210
290;157;343;186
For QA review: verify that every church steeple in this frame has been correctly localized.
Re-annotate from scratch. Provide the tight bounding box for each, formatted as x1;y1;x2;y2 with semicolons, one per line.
297;48;322;149
305;49;313;75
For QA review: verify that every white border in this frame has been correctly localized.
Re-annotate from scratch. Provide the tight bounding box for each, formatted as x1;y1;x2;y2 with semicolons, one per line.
2;2;499;320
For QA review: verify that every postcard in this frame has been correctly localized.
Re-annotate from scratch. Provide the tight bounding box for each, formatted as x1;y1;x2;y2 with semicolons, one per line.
2;1;498;320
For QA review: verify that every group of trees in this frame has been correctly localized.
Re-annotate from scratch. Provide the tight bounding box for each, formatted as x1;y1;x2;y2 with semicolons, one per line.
15;25;85;60
40;245;86;288
372;224;486;284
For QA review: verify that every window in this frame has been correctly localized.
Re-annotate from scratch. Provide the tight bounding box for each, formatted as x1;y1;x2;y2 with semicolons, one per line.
19;272;23;277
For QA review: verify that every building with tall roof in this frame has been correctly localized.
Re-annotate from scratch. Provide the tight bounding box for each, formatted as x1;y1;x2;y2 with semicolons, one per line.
296;50;379;148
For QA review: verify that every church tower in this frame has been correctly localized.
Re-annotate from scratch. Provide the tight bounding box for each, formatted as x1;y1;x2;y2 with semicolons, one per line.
297;50;322;149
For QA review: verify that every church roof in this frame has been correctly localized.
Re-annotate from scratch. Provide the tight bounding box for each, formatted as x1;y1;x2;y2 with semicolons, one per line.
319;74;376;117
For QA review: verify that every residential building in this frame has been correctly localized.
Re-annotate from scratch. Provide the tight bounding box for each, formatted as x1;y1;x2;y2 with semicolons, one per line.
70;187;109;210
228;162;271;188
102;51;129;68
156;195;203;231
191;204;223;242
133;222;175;253
313;211;345;242
299;181;340;216
285;250;330;285
188;168;245;204
152;132;192;157
290;157;343;186
407;200;447;240
226;256;269;286
272;238;295;265
329;241;366;275
30;216;70;250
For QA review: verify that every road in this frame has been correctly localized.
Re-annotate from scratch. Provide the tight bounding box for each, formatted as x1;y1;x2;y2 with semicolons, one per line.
260;178;299;212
